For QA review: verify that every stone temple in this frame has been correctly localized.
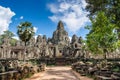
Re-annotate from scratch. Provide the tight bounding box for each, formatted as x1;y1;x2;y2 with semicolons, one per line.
0;21;90;60
51;21;70;57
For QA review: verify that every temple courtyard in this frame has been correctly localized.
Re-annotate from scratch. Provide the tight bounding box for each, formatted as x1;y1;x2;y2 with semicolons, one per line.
25;66;92;80
0;21;120;80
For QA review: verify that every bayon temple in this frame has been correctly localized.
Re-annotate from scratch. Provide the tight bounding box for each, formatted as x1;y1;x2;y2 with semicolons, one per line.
0;21;88;60
0;21;119;60
0;21;120;80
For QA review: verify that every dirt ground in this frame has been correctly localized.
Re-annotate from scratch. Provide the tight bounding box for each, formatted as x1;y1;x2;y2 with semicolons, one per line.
25;66;93;80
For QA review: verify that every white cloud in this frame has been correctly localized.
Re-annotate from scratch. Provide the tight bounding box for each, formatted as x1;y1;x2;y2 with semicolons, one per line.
0;6;15;34
48;0;90;33
47;4;59;13
49;16;59;22
33;27;38;33
69;36;72;42
15;16;24;20
39;34;43;36
20;16;23;19
34;35;38;40
12;36;19;40
59;2;70;12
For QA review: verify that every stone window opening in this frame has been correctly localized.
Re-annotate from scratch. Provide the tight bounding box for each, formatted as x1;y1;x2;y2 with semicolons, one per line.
75;44;77;48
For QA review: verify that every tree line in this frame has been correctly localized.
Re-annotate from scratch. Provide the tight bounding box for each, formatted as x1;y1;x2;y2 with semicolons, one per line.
85;0;120;59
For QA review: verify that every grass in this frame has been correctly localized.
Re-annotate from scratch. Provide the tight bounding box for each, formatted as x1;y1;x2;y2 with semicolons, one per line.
112;67;120;72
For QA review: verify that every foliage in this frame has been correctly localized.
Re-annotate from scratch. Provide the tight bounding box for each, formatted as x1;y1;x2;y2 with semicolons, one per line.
0;30;17;46
17;21;35;46
85;0;120;20
112;66;120;72
86;0;108;16
85;0;120;38
10;38;17;46
1;30;15;38
112;63;120;72
86;12;118;59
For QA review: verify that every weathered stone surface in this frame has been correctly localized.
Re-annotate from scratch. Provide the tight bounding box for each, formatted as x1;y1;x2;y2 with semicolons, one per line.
52;21;70;45
71;35;83;58
51;21;70;57
0;20;85;59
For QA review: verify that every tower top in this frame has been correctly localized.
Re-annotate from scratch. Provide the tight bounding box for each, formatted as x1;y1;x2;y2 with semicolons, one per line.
57;21;64;30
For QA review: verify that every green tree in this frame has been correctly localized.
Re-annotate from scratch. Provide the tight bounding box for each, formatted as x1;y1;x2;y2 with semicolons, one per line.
0;30;17;46
10;38;17;46
86;12;118;59
17;21;35;61
85;0;120;19
86;0;108;17
85;0;120;38
17;21;35;46
1;30;15;38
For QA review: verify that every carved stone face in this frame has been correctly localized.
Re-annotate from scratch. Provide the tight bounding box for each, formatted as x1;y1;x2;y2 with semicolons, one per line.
37;35;42;42
52;21;70;46
57;21;64;30
78;36;82;44
72;35;78;43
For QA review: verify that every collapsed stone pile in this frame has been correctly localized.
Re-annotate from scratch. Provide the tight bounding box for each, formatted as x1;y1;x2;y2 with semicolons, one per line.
0;61;46;80
72;61;120;80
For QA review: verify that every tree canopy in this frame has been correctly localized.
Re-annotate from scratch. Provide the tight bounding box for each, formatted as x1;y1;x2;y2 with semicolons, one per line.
86;0;120;20
86;12;118;59
0;30;16;46
1;30;15;39
86;0;120;35
17;21;35;46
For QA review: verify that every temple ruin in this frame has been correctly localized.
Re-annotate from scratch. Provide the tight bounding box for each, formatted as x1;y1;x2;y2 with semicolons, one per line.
0;21;85;60
0;21;119;60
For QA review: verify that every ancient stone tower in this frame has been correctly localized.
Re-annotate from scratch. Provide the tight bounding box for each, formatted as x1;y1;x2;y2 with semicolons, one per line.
52;21;70;57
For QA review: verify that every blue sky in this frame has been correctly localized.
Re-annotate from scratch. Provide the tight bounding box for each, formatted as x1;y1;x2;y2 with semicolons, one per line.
0;0;90;39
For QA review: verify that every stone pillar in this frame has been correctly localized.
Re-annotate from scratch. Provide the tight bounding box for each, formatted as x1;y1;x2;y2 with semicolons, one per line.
12;52;15;58
53;47;56;57
1;48;3;58
54;46;60;57
0;48;1;58
8;49;11;58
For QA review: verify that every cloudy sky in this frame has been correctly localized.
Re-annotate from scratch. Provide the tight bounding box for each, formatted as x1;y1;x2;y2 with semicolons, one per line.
0;0;90;39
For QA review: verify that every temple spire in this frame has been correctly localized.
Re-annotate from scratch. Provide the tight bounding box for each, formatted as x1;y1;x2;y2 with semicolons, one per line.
57;21;64;30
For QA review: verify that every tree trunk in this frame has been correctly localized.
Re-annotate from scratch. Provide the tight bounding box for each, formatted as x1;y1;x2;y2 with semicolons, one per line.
24;41;27;62
104;53;107;60
103;49;107;60
103;52;108;67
